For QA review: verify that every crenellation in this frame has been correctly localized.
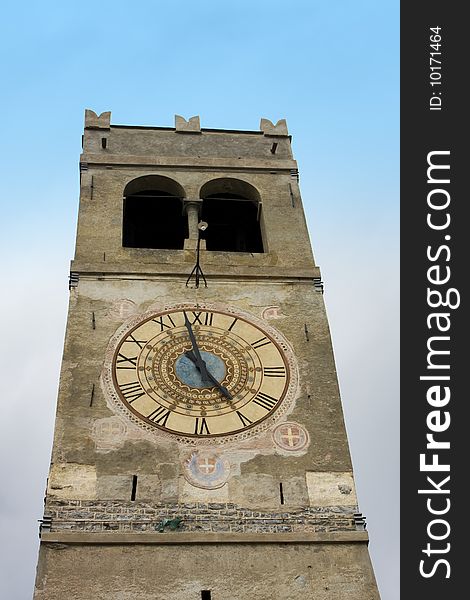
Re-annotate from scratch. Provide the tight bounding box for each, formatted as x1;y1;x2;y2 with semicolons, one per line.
260;118;289;137
175;115;201;133
84;109;111;130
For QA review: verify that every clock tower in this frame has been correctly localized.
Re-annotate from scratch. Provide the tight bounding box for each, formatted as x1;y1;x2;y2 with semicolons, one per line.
33;110;380;599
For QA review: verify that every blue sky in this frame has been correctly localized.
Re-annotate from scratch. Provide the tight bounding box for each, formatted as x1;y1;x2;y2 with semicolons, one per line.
0;1;399;598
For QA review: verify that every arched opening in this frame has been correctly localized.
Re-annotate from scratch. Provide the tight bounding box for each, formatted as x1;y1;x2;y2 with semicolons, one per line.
199;178;263;253
122;175;187;249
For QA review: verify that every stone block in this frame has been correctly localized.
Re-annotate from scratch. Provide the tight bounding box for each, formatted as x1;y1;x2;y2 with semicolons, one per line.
306;472;358;507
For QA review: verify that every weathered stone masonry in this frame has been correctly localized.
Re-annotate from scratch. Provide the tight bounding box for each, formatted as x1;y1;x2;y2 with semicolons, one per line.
44;500;360;535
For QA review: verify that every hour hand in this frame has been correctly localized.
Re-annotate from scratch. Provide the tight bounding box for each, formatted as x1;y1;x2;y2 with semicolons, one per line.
184;351;232;400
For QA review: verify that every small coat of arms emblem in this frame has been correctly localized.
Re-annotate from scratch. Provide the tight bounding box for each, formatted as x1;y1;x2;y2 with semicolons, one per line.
183;451;230;489
273;422;310;452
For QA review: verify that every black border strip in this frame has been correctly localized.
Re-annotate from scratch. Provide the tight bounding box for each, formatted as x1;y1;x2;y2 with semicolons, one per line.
401;4;466;597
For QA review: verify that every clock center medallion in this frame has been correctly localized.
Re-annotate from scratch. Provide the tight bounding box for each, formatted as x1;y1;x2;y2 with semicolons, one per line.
175;351;226;389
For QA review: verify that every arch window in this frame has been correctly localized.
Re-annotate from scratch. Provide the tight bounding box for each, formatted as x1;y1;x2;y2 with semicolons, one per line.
200;178;264;253
122;176;187;249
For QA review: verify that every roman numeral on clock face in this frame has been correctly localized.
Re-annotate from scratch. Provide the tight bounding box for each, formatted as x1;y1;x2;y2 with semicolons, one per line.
236;411;253;427
152;314;176;331
116;353;138;369
263;366;286;377
119;381;144;403
186;311;213;326
194;417;210;435
252;392;278;411
147;406;170;426
125;333;146;348
251;336;271;349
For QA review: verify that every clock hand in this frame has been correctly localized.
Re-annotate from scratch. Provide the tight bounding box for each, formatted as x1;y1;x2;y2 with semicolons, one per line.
183;313;204;362
183;314;232;400
184;350;233;400
183;313;214;380
184;349;210;380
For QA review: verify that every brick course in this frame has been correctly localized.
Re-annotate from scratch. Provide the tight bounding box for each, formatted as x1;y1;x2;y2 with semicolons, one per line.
43;499;358;535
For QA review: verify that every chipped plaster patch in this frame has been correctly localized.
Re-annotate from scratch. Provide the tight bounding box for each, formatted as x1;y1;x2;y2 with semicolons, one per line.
48;463;97;500
305;472;357;507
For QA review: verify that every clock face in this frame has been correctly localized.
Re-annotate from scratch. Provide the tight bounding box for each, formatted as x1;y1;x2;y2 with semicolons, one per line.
108;306;293;439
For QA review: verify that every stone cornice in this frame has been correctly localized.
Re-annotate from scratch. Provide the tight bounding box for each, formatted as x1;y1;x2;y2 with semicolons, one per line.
40;530;369;545
80;153;297;172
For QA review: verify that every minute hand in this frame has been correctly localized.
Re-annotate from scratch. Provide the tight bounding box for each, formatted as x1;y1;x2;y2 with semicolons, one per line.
183;313;204;363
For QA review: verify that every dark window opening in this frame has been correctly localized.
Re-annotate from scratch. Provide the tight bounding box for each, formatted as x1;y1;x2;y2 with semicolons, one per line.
201;193;263;252
123;190;187;249
279;482;285;505
201;591;211;600
131;475;138;501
